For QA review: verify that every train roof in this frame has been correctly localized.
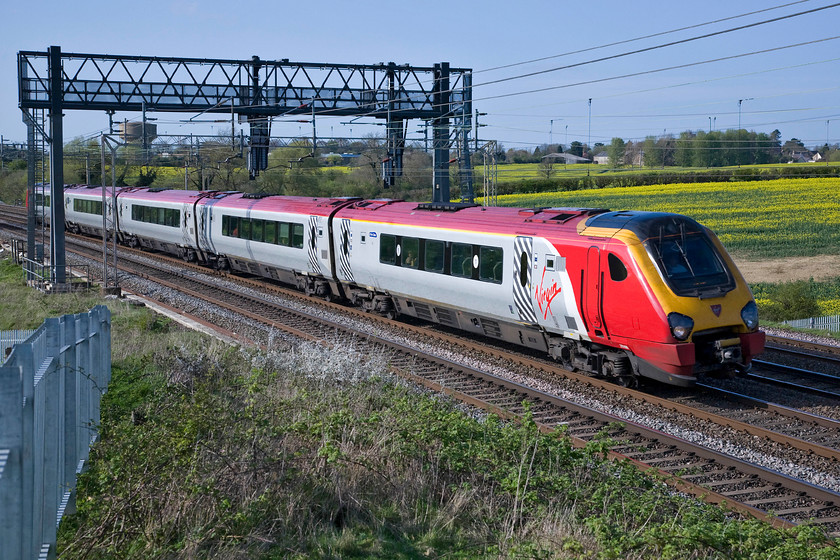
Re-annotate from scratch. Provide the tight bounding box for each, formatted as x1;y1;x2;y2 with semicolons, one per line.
198;192;361;216
116;187;211;203
63;184;121;196
336;200;611;236
583;210;708;242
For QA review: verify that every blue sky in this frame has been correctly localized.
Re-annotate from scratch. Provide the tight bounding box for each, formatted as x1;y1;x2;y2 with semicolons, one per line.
2;0;839;150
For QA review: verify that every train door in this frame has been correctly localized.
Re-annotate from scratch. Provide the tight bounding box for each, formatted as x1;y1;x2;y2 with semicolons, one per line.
307;215;332;276
196;203;213;255
513;236;540;325
105;195;115;237
584;246;604;335
181;202;193;247
335;218;354;283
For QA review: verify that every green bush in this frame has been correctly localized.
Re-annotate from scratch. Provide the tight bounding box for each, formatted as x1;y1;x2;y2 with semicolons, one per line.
757;280;820;321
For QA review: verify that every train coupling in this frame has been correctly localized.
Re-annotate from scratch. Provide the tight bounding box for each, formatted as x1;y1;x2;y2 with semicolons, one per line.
714;337;743;363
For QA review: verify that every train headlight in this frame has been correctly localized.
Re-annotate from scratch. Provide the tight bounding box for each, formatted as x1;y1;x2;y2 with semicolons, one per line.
741;301;759;330
668;312;694;341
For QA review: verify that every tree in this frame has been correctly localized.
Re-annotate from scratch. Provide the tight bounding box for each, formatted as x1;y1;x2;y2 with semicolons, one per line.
64;137;103;185
568;141;584;157
674;132;694;167
538;157;555;179
782;138;806;159
641;135;675;168
607;138;626;167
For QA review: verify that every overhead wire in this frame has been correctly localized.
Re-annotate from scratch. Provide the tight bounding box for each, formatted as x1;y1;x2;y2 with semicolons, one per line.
475;0;817;75
472;35;840;102
472;2;840;89
62;3;840;163
493;58;840;114
150;3;839;123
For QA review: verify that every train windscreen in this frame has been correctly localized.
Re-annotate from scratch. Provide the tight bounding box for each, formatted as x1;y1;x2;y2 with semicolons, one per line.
643;217;735;298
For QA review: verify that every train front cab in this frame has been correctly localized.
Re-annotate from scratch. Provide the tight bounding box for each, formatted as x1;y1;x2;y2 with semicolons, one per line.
583;212;765;387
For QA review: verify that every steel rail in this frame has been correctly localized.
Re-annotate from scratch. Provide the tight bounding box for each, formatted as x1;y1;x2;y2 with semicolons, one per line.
59;239;840;533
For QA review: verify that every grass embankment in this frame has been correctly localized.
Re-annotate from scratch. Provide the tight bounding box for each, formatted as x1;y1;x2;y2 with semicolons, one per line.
1;257;837;558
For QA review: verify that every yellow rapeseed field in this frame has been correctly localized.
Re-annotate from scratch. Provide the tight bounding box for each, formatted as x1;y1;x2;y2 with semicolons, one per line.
492;177;840;316
493;177;840;260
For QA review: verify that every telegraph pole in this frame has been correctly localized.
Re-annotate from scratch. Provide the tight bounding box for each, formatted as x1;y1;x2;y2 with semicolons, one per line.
101;134;124;295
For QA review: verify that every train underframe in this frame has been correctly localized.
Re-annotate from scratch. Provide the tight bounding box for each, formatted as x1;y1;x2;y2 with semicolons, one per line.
80;229;756;388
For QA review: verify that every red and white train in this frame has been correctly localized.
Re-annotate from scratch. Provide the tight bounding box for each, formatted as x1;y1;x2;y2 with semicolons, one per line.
62;184;765;387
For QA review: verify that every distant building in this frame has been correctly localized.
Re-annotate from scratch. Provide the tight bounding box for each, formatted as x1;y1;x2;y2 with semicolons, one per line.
117;121;157;144
593;151;609;165
787;150;820;163
320;152;360;164
541;152;591;164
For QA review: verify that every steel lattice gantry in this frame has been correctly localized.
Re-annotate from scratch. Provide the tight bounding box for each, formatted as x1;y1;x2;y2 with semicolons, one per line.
18;46;474;284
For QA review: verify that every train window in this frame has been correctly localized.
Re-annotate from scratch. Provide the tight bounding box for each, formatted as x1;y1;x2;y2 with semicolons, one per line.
165;209;178;227
451;243;473;278
291;224;304;249
74;199;103;215
479;246;503;284
264;221;277;244
222;215;231;236
131;204;179;227
608;253;628;282
425;240;445;273
401;237;420;269
251;219;265;242
520;252;528;288
240;219;251;240
380;234;397;264
278;222;290;245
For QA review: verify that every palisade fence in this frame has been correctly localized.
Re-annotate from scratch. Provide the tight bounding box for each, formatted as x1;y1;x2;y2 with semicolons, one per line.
782;314;840;332
0;306;111;560
1;330;37;360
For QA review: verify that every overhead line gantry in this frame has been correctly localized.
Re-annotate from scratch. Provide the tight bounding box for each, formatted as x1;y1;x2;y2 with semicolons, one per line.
18;46;474;286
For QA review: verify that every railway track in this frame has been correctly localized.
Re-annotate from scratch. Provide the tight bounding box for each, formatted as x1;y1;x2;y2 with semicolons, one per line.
750;336;840;398
62;236;840;535
749;360;840;398
4;206;840;535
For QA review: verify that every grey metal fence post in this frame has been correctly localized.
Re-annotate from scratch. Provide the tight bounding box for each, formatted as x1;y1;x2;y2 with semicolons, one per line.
0;363;24;559
61;315;77;517
18;341;35;560
38;318;61;556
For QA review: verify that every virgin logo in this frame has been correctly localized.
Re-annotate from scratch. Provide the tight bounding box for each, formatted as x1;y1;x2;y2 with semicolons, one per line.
535;267;562;320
